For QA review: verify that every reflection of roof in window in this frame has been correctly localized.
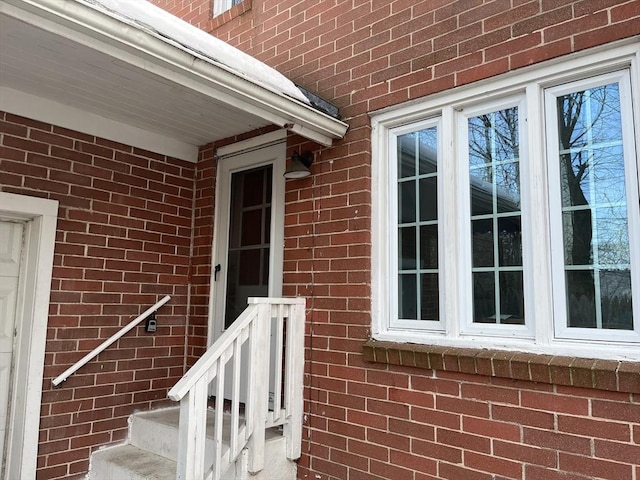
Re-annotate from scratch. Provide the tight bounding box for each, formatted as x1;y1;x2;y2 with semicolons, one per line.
84;0;310;104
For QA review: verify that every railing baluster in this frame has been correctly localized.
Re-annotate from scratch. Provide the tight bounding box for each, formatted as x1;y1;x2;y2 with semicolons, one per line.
229;334;242;458
213;353;225;480
273;303;285;420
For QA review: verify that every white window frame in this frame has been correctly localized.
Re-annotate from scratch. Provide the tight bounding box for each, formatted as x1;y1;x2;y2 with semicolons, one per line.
457;95;534;341
213;0;242;16
389;117;445;334
371;41;640;360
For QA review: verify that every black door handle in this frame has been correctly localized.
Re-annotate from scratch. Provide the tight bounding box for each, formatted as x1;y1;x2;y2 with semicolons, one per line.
214;264;221;281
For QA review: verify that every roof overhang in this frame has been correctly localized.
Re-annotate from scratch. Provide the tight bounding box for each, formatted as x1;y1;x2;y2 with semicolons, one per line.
0;0;348;162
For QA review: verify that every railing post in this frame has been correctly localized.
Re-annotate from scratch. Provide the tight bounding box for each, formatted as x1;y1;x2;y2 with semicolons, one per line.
176;379;208;480
246;301;270;474
284;299;305;460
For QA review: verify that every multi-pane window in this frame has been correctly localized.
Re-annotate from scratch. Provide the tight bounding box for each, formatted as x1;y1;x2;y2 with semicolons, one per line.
373;45;640;359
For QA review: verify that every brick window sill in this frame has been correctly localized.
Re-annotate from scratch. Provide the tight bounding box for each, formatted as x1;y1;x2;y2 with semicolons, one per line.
362;339;640;394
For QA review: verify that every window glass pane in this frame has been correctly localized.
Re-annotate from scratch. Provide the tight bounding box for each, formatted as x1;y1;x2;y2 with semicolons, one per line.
565;270;596;328
419;177;437;221
498;216;522;267
399;274;417;319
499;272;525;324
418;129;438;174
469;106;524;325
556;81;633;330
396;126;438;321
473;272;496;322
420;225;438;269
242;169;265;207
471;177;493;216
399;226;416;270
596;207;629;265
398;133;417;178
421;274;439;320
241;209;262;246
600;269;633;330
398;181;416;223
562;210;593;265
469;108;519;164
496;163;521;213
472;219;494;267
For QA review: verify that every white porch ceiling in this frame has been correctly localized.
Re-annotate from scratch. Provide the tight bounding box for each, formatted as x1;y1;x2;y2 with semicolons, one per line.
0;0;348;162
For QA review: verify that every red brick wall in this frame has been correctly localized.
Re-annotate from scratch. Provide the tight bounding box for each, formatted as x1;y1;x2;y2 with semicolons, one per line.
300;367;640;479
186;144;216;366
0;112;195;479
144;1;640;479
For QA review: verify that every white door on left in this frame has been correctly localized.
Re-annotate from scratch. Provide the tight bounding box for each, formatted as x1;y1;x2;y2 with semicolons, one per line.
0;220;24;472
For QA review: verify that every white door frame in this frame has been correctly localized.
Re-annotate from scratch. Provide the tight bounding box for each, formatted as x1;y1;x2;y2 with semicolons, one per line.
0;192;58;480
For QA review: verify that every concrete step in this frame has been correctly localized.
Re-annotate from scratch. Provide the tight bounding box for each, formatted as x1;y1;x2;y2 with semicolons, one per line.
88;444;176;480
87;406;296;480
129;407;218;464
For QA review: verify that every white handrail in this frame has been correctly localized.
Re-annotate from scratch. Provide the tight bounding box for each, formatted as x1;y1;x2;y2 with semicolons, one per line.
51;295;171;386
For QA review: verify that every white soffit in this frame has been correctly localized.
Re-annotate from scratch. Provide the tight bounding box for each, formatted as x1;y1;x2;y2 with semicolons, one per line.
0;0;348;162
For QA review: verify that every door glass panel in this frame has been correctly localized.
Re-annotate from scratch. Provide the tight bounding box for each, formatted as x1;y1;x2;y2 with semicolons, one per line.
224;165;273;328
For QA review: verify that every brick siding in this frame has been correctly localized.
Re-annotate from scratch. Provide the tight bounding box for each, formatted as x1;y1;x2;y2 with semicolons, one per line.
0;112;196;479
145;0;640;479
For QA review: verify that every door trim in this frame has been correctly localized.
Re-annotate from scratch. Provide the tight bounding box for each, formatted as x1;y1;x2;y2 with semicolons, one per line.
208;131;286;345
0;193;58;480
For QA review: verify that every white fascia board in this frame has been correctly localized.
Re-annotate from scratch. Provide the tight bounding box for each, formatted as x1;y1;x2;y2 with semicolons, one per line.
0;87;199;162
2;0;348;146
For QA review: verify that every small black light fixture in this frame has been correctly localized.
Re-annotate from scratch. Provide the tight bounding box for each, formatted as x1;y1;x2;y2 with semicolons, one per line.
284;151;314;179
144;311;157;333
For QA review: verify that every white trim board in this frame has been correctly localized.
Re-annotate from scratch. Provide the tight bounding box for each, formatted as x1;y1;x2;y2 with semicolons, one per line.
0;192;58;480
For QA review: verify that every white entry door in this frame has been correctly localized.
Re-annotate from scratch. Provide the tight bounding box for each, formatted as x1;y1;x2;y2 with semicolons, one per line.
210;139;285;403
0;220;24;473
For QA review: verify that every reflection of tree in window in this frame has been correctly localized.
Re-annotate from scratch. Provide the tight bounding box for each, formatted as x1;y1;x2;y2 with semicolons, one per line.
468;107;524;325
556;83;633;330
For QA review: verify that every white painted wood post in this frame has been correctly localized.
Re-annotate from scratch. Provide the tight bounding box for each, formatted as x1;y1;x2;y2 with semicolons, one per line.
246;302;270;473
176;378;209;480
284;299;305;460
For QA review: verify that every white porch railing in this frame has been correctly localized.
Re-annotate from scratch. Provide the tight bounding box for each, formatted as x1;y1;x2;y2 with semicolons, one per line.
167;297;305;480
